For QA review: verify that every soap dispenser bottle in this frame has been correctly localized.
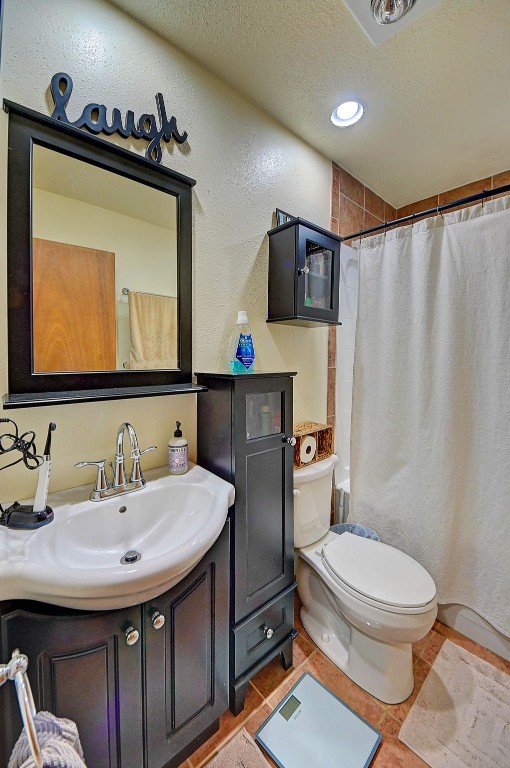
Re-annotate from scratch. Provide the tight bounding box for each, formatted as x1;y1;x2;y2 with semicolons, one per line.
168;421;188;475
227;310;255;373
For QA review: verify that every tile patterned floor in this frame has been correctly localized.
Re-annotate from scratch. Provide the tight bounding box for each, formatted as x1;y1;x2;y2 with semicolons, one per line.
179;597;510;768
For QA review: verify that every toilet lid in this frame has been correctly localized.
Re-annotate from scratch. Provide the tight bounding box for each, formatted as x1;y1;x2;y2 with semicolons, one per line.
322;532;436;608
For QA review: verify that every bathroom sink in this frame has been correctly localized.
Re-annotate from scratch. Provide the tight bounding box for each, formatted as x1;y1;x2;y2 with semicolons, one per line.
0;464;234;610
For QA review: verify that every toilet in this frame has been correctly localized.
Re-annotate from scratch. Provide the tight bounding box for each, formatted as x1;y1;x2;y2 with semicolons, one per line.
294;455;437;704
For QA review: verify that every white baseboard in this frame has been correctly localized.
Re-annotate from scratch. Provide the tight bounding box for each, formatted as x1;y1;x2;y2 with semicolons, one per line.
438;604;510;662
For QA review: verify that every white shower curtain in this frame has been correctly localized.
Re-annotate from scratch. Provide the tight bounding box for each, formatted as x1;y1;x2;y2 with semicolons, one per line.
350;196;510;637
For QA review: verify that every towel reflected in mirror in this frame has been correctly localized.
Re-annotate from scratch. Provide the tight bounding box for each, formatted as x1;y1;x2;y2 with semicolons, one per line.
126;290;178;370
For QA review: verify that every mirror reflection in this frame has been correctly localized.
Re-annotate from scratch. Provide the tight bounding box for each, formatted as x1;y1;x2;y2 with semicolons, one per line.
32;145;178;373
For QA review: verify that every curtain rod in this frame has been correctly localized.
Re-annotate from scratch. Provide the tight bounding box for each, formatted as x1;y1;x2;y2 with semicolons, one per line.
341;181;510;242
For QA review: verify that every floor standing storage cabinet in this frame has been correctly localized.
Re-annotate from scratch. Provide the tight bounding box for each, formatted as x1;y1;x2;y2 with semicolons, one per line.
196;372;297;714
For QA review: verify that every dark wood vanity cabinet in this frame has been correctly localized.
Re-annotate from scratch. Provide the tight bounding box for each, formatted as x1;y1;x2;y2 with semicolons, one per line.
196;372;297;715
0;523;229;768
267;217;341;326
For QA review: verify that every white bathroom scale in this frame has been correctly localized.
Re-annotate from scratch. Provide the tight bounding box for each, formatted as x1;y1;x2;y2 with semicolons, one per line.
255;673;381;768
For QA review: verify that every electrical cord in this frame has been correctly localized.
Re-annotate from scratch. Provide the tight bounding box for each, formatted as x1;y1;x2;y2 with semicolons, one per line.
0;418;44;520
0;419;42;472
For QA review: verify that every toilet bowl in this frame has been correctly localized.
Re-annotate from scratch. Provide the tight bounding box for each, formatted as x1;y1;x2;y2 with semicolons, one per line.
294;456;437;704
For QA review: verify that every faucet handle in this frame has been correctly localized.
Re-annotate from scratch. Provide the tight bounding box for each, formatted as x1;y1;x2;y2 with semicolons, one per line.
130;445;157;484
75;460;110;493
131;445;157;459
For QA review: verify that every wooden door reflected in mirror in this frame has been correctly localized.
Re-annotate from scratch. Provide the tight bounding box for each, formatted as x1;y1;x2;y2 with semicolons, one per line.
33;239;117;372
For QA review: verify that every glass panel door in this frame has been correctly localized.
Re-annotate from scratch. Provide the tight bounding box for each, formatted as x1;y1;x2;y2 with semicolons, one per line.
304;240;333;310
246;391;282;440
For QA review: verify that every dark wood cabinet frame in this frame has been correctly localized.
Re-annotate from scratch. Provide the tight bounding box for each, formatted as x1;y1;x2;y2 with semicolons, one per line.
3;101;205;407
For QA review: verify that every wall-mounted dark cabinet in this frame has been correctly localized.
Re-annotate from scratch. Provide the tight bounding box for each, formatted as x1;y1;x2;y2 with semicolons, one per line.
267;218;341;326
196;372;297;715
0;524;229;768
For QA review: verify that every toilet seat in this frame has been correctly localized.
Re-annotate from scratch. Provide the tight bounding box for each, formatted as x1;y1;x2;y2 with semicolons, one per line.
321;532;436;612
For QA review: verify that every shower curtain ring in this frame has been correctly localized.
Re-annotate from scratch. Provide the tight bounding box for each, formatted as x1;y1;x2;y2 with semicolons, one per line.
437;205;444;219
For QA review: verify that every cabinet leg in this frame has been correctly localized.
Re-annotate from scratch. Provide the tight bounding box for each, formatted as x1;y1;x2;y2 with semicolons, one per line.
280;638;294;671
229;683;249;716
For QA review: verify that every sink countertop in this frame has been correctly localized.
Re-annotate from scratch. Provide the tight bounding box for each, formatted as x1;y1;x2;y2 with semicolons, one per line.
0;463;234;610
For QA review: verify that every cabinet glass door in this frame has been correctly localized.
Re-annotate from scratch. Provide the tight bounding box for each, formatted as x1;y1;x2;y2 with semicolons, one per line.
304;240;333;310
246;391;282;440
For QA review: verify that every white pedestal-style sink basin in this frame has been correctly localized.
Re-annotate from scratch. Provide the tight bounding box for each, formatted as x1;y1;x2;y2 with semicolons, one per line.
0;464;234;610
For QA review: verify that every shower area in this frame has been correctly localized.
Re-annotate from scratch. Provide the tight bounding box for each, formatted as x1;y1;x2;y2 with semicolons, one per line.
334;189;510;662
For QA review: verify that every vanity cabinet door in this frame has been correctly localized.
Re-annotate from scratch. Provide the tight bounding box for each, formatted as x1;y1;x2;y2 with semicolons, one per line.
0;605;144;768
196;372;295;623
144;522;229;768
232;375;295;622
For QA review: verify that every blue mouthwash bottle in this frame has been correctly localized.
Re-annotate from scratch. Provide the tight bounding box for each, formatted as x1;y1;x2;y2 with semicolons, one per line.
228;311;255;373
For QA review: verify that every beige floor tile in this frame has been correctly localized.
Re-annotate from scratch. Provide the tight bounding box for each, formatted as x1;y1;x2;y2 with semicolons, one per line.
250;632;314;699
186;598;510;767
419;628;446;665
300;651;385;728
371;738;429;767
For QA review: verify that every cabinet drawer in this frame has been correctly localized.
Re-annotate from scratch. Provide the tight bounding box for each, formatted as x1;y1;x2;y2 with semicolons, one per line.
232;584;296;681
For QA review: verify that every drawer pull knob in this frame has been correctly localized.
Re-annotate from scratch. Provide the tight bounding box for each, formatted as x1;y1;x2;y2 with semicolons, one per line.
151;611;165;630
125;626;139;646
263;625;274;639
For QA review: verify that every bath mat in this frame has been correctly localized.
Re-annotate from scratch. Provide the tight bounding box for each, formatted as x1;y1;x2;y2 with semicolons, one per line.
205;727;271;768
255;672;381;767
399;639;510;767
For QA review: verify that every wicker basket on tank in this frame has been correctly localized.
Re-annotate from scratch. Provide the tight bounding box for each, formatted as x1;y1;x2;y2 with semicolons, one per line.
293;421;334;469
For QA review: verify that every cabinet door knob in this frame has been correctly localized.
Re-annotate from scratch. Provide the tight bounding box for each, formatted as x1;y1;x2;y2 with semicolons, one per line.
151;611;165;630
125;626;140;646
263;625;274;639
283;436;296;446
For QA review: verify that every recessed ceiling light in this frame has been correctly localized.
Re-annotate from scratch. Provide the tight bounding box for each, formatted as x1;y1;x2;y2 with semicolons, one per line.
331;100;364;127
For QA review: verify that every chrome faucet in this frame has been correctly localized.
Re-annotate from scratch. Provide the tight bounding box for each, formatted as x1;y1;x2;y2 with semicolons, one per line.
76;422;156;501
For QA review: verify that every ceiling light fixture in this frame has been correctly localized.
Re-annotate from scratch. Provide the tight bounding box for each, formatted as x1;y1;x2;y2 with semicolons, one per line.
371;0;418;25
331;100;364;127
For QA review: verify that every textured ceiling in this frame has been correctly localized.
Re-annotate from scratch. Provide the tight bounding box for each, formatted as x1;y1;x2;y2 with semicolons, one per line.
108;0;510;209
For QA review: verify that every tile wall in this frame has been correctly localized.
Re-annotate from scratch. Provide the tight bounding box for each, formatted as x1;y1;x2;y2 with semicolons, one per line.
328;163;395;428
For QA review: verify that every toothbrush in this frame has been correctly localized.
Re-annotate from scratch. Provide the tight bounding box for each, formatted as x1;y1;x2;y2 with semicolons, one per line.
33;423;56;514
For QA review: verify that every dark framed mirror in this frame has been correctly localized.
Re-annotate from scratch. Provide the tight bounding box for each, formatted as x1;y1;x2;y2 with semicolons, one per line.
3;101;204;407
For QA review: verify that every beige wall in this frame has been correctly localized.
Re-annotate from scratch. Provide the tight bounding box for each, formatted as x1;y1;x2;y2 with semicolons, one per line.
0;0;332;502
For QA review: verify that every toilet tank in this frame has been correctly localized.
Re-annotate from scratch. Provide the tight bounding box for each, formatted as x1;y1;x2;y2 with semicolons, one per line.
294;454;339;548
